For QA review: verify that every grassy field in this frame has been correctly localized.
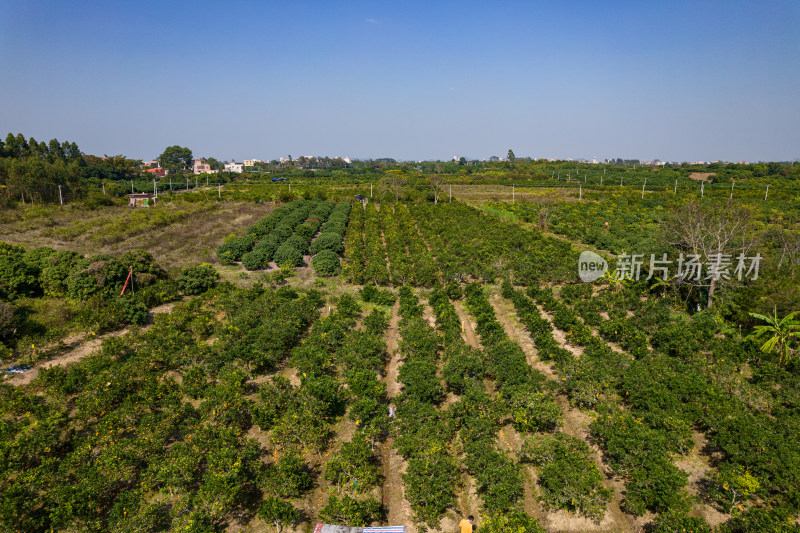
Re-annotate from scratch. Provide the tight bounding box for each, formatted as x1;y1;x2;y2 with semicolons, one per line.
0;200;276;272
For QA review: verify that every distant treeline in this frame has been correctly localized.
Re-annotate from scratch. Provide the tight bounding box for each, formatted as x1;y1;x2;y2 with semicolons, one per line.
0;133;151;205
2;131;799;206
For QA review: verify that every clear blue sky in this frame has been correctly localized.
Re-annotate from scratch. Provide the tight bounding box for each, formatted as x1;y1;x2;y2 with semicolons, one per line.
1;0;798;162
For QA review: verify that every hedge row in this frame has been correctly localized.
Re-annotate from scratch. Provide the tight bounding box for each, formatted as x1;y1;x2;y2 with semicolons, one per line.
221;200;338;270
342;202;366;283
513;285;691;516
311;200;351;277
393;287;459;527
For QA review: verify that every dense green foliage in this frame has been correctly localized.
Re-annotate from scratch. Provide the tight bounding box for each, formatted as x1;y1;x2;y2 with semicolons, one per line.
0;285;322;531
0;244;190;360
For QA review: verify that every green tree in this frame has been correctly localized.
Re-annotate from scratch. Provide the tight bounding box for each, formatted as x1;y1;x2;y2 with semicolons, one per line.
319;493;381;527
258;497;300;533
507;149;516;162
747;307;800;365
177;263;219;295
158;145;193;173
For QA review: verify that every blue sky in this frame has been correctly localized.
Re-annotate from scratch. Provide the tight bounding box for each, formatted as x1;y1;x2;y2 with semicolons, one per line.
1;0;798;162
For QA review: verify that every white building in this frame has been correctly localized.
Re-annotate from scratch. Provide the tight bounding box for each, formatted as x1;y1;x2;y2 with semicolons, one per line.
224;161;244;173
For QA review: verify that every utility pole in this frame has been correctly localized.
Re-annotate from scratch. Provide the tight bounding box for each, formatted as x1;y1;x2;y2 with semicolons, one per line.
701;182;704;197
620;176;623;186
730;182;734;199
218;183;221;199
102;182;105;195
641;178;646;199
449;184;452;202
674;179;678;194
153;179;157;198
370;183;373;198
58;185;63;205
765;185;769;200
579;185;582;200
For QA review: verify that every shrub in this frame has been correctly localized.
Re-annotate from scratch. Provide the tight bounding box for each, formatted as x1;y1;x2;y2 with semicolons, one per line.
216;234;256;263
252;236;279;259
183;365;207;399
285;234;310;255
506;389;560;434
360;284;396;307
309;232;345;255
177;263;219;295
258;497;300;533
480;512;547;533
0;301;18;341
319;494;381;527
241;248;271;270
133;278;179;308
362;309;389;335
67;272;99;300
294;221;318;242
264;453;312;498
520;433;611;520
650;510;712;533
274;244;304;268
0;243;39;300
117;297;148;325
312;250;340;276
445;281;462;300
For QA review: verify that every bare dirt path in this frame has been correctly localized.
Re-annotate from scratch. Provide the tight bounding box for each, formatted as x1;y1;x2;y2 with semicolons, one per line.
4;300;180;387
536;304;583;358
452;300;481;350
380;300;414;530
489;291;636;533
497;424;545;524
674;431;729;527
489;292;558;379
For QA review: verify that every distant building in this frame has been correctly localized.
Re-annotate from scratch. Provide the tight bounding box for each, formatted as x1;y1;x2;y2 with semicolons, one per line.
224;161;244;173
145;167;167;177
193;159;211;174
129;193;157;207
143;160;160;168
343;157;351;164
244;159;263;167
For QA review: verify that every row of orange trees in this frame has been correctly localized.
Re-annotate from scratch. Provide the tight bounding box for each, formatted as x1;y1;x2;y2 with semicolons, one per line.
511;280;800;530
0;284;321;531
409;202;577;284
461;283;612;522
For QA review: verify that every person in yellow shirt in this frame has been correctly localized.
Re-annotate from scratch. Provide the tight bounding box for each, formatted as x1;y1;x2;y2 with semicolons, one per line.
459;515;474;533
